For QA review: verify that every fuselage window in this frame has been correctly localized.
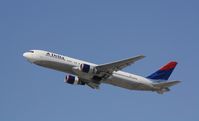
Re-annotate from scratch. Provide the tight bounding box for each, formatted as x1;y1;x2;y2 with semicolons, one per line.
28;50;34;53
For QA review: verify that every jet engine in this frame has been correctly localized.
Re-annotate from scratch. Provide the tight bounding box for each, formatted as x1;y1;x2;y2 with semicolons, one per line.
64;75;85;85
80;64;97;74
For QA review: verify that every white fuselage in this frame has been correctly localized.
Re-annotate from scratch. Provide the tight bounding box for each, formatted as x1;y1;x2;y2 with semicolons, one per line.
23;50;155;91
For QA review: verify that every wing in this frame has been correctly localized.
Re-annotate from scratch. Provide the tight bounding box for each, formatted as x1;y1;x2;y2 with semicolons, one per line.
95;55;145;78
79;55;145;89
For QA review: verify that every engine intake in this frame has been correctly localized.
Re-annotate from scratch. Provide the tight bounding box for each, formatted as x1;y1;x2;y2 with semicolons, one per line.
80;64;97;74
64;75;85;85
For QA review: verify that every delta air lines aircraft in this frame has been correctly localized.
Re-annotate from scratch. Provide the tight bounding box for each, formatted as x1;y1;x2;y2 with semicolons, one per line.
23;50;180;94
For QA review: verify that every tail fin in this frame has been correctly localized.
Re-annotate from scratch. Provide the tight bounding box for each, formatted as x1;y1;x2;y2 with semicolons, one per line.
147;61;177;82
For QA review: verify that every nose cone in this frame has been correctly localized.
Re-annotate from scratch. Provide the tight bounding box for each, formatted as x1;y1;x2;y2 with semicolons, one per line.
23;52;30;59
23;52;33;63
23;52;28;58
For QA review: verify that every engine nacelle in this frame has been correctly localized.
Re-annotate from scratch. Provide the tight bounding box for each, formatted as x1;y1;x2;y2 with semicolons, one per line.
64;75;85;85
80;64;97;74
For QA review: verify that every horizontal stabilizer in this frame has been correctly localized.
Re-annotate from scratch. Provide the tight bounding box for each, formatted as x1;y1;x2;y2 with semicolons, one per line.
153;80;181;89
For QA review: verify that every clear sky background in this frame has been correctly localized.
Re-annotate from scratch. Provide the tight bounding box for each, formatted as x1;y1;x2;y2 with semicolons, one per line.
0;0;198;121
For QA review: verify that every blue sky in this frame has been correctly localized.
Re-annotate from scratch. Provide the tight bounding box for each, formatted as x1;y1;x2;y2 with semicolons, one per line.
0;0;198;121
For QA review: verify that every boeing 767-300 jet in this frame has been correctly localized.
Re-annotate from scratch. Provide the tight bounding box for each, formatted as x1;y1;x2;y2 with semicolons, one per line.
23;50;180;94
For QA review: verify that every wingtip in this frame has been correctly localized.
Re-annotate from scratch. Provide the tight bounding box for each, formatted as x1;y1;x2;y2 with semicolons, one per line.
139;55;146;59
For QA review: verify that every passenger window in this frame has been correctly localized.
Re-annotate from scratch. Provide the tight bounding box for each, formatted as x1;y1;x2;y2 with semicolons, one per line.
29;50;34;53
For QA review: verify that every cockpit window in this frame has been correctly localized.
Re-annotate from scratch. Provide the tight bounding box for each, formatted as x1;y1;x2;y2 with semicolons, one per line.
28;50;34;53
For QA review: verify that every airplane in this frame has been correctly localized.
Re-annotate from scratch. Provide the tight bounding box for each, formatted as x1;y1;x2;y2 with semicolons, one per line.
23;50;180;94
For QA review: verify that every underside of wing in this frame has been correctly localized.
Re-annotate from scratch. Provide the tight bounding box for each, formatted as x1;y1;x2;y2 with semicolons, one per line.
86;82;100;89
79;77;100;89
